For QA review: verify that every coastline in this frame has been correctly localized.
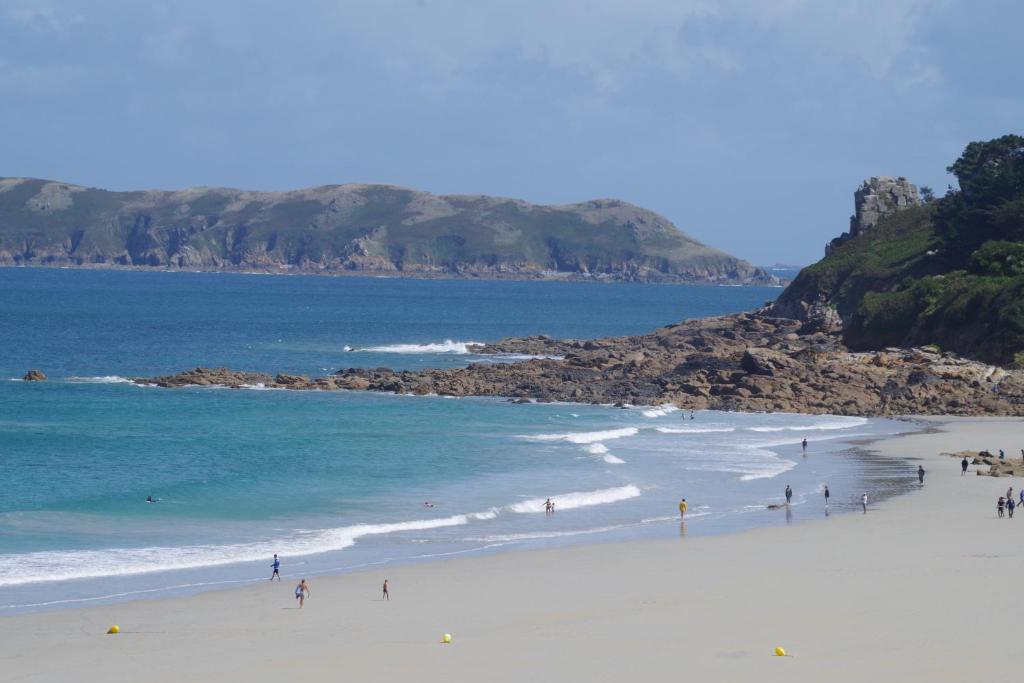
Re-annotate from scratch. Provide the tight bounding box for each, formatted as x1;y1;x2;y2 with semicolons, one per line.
0;263;782;287
4;415;1019;682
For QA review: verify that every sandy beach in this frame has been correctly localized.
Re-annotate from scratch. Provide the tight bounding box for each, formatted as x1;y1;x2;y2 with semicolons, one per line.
3;415;1022;682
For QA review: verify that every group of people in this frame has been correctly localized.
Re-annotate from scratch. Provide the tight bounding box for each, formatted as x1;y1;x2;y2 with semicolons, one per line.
997;485;1022;518
544;498;556;514
268;555;392;607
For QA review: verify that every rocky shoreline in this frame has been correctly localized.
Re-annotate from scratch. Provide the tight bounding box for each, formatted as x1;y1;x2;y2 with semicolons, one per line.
137;310;1024;416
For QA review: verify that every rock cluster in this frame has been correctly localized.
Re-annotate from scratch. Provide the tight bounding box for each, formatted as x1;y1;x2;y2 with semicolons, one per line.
139;311;1024;416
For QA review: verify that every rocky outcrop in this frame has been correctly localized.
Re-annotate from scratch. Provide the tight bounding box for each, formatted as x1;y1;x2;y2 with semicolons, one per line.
138;311;1024;416
0;177;774;285
825;176;920;256
22;369;46;381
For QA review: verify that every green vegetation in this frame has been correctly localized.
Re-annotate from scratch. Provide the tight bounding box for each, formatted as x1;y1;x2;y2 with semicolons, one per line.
776;134;1024;365
0;180;769;284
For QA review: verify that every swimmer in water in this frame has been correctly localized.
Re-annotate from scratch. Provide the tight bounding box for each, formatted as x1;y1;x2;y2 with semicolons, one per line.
145;495;154;503
423;501;434;508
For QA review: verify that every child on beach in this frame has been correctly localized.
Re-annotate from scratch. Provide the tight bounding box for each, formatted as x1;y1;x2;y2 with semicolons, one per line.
295;579;310;608
270;554;281;581
679;498;688;518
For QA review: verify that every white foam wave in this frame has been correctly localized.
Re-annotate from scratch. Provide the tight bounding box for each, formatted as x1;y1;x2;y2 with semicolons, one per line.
656;426;736;434
641;405;678;418
65;376;133;384
747;417;867;433
352;340;482;354
603;454;626;464
523;427;639;445
0;513;475;588
507;484;641;513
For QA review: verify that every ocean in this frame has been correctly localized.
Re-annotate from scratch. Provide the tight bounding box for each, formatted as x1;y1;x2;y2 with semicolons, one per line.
0;268;917;614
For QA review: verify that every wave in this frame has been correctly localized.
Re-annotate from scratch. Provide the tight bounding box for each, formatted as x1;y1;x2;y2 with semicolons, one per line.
65;376;134;384
0;512;482;588
507;484;641;514
349;340;482;355
746;417;867;433
523;427;639;445
641;405;678;418
582;442;625;464
656;426;735;434
0;486;638;587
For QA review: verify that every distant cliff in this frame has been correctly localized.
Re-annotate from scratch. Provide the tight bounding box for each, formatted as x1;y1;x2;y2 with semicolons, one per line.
0;178;772;284
773;134;1024;366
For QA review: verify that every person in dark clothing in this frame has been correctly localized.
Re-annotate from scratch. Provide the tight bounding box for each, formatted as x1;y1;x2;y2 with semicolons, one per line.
961;457;969;475
918;465;925;484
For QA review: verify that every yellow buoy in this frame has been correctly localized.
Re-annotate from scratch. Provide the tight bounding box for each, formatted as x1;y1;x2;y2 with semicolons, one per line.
774;646;787;657
107;625;120;634
442;633;452;644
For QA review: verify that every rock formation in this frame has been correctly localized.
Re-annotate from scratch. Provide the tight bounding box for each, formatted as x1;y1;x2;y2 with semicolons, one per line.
825;176;920;255
138;310;1024;416
22;369;46;381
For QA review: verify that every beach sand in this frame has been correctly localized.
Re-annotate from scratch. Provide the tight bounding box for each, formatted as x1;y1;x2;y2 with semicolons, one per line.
2;416;1022;682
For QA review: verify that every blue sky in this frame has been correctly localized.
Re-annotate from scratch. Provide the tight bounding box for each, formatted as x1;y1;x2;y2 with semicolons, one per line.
1;1;1020;264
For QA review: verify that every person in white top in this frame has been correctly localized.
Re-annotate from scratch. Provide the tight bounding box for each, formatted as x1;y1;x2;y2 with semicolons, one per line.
861;492;868;513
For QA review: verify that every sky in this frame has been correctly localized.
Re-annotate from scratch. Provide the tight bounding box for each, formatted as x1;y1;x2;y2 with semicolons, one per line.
1;1;1021;265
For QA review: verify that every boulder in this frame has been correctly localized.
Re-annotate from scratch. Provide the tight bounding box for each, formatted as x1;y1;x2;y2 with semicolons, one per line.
741;348;799;376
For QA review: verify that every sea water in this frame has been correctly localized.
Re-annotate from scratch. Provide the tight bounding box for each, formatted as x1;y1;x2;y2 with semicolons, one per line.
0;269;916;613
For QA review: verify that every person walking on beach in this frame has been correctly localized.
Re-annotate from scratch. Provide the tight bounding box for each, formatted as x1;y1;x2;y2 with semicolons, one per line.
1000;449;1006;461
295;579;310;608
918;465;925;484
961;456;969;475
785;485;793;505
679;498;688;518
861;492;868;513
1008;497;1016;519
1008;486;1014;502
823;485;830;506
270;554;281;581
998;497;1006;518
382;579;389;601
802;438;808;453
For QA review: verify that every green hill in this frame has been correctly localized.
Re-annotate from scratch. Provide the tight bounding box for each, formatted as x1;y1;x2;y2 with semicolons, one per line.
774;134;1024;365
0;179;770;284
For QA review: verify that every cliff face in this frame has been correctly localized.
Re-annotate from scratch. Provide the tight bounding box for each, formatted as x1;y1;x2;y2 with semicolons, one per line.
0;178;771;284
772;134;1024;366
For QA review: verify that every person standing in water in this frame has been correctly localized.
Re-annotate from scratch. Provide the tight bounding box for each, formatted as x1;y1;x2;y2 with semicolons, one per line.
295;579;310;608
961;456;969;475
679;498;688;518
802;438;808;453
823;485;830;506
544;498;553;514
785;485;793;505
382;579;389;601
270;554;281;581
918;465;925;484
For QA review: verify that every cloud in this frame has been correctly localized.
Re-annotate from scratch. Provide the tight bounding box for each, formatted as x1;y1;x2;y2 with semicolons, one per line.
322;0;944;93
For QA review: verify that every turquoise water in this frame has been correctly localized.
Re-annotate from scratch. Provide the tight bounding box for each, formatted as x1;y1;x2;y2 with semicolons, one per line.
0;268;915;613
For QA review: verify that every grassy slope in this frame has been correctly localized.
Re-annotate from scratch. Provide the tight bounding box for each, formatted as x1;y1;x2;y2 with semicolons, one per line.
776;204;1024;365
0;179;762;281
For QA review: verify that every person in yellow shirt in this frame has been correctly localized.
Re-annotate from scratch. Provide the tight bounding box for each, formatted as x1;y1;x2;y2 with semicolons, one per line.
679;498;688;518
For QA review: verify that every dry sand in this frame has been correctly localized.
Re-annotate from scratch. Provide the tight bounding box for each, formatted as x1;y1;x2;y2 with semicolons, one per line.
2;416;1022;682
